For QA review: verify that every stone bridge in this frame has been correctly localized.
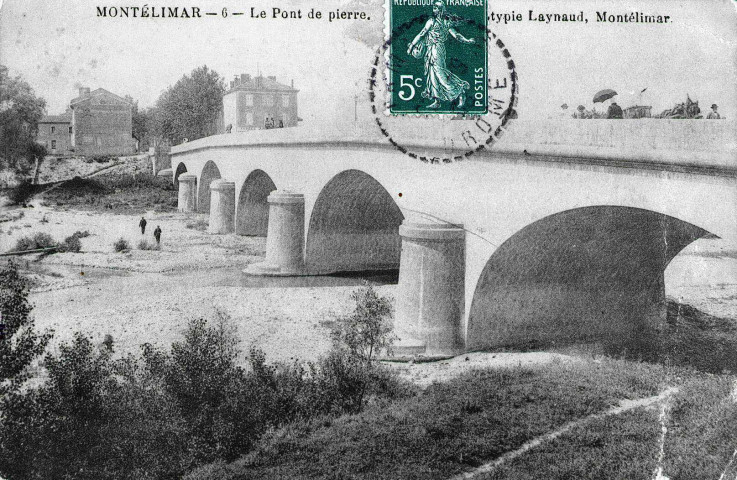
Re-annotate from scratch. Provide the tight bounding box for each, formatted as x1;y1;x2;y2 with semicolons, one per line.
170;119;737;357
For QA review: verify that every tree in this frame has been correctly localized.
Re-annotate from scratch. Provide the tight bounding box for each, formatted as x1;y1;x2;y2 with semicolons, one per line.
156;66;224;144
0;260;52;396
0;66;47;174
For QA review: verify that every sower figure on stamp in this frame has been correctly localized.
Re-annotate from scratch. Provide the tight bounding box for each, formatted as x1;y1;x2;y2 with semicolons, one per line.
153;225;161;244
139;216;147;235
407;0;476;110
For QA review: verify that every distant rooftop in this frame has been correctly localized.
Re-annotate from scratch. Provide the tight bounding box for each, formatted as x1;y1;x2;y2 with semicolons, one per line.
69;87;130;106
226;74;298;93
40;112;71;123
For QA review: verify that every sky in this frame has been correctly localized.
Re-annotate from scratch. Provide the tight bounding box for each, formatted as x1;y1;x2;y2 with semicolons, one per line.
0;0;735;123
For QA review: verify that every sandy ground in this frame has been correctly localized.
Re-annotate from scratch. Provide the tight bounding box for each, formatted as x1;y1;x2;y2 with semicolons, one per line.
1;194;735;385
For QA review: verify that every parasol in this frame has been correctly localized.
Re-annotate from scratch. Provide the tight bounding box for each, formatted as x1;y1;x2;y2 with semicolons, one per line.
593;89;617;103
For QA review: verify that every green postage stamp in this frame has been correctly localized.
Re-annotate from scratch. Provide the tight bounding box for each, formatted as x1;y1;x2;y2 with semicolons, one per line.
388;0;488;115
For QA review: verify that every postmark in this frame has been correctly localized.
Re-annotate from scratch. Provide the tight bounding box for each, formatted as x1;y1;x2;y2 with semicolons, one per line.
389;0;488;115
373;0;518;164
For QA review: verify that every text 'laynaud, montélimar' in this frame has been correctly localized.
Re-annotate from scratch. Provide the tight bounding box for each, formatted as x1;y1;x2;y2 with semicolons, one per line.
489;10;671;24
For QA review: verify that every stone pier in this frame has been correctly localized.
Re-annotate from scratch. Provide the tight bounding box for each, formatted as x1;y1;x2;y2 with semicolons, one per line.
244;191;305;276
208;179;235;234
392;221;466;357
177;173;197;213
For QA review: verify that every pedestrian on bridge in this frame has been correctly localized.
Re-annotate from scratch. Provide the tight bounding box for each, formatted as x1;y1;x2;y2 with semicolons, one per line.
139;217;147;235
153;225;162;244
707;104;721;119
607;101;623;119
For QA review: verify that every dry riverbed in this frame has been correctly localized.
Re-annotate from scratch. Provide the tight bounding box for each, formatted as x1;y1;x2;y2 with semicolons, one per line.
1;199;735;386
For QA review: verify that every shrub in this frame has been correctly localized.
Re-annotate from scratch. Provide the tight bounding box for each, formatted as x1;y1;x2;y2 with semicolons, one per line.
58;234;82;253
88;155;116;163
0;333;189;480
113;238;130;252
7;180;38;205
0;261;52;395
137;239;160;251
13;232;57;252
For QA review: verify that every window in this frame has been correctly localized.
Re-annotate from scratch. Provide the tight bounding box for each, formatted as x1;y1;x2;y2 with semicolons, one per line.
68;126;73;134
245;94;254;107
282;95;290;107
51;140;57;149
51;126;56;134
263;95;274;107
246;112;253;126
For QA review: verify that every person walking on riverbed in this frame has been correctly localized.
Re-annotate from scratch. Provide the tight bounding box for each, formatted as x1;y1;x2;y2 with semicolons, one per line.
153;225;161;244
139;217;147;235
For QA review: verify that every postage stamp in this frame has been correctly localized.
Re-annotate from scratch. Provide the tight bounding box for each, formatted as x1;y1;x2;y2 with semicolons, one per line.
388;0;488;115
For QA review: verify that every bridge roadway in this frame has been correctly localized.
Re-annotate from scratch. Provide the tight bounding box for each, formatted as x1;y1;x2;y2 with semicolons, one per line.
170;119;737;357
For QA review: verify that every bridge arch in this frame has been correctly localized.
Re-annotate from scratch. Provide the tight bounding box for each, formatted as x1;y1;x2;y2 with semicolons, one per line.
236;169;277;236
174;162;188;188
305;169;404;274
197;160;222;214
467;206;711;353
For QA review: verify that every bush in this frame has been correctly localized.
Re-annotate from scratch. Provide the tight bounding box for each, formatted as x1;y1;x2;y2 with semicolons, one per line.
0;333;189;480
7;180;39;205
0;261;52;395
13;232;57;252
88;155;116;163
59;234;82;253
113;238;130;252
0;287;404;479
137;239;160;251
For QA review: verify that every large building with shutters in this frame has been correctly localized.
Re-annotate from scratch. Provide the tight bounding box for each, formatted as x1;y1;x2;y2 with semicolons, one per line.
222;74;299;132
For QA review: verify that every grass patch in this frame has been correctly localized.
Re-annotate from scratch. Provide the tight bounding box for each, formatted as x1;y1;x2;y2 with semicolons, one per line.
484;374;737;480
484;409;661;479
193;358;673;480
137;239;160;251
41;173;177;214
652;301;737;374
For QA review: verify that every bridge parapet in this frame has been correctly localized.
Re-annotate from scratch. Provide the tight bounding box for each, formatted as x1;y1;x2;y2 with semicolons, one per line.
171;118;735;175
496;119;736;173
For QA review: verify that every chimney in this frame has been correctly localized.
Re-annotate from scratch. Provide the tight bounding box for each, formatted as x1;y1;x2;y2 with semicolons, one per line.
267;75;276;81
291;79;294;88
233;75;239;86
78;87;90;97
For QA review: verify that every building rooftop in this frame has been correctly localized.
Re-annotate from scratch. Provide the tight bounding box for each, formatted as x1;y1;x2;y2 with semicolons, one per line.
226;74;298;93
70;87;130;106
40;113;72;123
